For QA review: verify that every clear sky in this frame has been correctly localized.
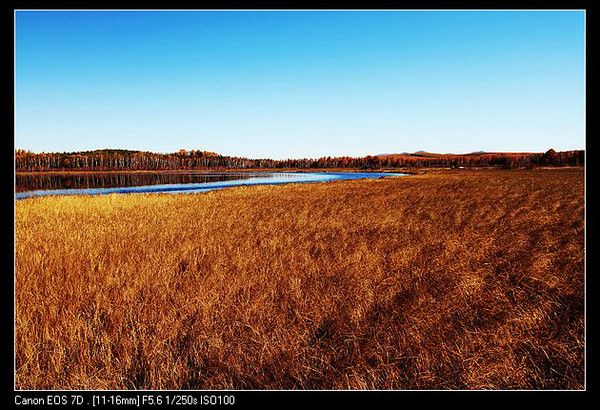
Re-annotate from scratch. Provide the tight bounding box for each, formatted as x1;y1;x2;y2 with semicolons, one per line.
15;10;584;159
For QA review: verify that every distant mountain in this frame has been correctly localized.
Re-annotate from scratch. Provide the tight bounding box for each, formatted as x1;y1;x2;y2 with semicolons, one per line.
376;151;443;158
410;151;443;157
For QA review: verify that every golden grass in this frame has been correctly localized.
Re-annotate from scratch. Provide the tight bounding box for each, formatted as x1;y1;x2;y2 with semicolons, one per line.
15;169;584;389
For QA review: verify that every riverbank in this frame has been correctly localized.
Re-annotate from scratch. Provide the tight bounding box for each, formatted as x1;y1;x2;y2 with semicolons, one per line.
15;168;421;176
15;165;582;177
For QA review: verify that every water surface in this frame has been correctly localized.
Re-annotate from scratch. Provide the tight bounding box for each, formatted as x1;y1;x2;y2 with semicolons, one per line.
15;172;406;199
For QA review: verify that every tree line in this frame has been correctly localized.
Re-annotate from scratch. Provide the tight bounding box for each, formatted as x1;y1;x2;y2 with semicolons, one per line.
15;148;584;172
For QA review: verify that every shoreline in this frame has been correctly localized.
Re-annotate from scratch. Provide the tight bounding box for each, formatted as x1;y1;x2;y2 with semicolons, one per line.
14;166;583;177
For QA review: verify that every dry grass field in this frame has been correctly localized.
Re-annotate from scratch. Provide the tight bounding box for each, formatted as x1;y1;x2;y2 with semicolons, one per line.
15;168;584;390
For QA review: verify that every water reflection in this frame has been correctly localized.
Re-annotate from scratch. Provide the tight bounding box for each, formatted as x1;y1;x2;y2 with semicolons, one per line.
16;172;254;192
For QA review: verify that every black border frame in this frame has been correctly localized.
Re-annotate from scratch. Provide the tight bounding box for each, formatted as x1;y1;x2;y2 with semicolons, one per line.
4;1;595;406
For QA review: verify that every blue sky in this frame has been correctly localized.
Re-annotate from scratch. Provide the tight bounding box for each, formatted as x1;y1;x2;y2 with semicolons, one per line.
16;10;584;159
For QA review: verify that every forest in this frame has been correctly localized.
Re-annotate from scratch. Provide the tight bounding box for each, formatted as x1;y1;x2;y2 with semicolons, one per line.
15;148;584;172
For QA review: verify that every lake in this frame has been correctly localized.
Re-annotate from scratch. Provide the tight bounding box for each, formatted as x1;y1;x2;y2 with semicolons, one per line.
15;171;407;199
